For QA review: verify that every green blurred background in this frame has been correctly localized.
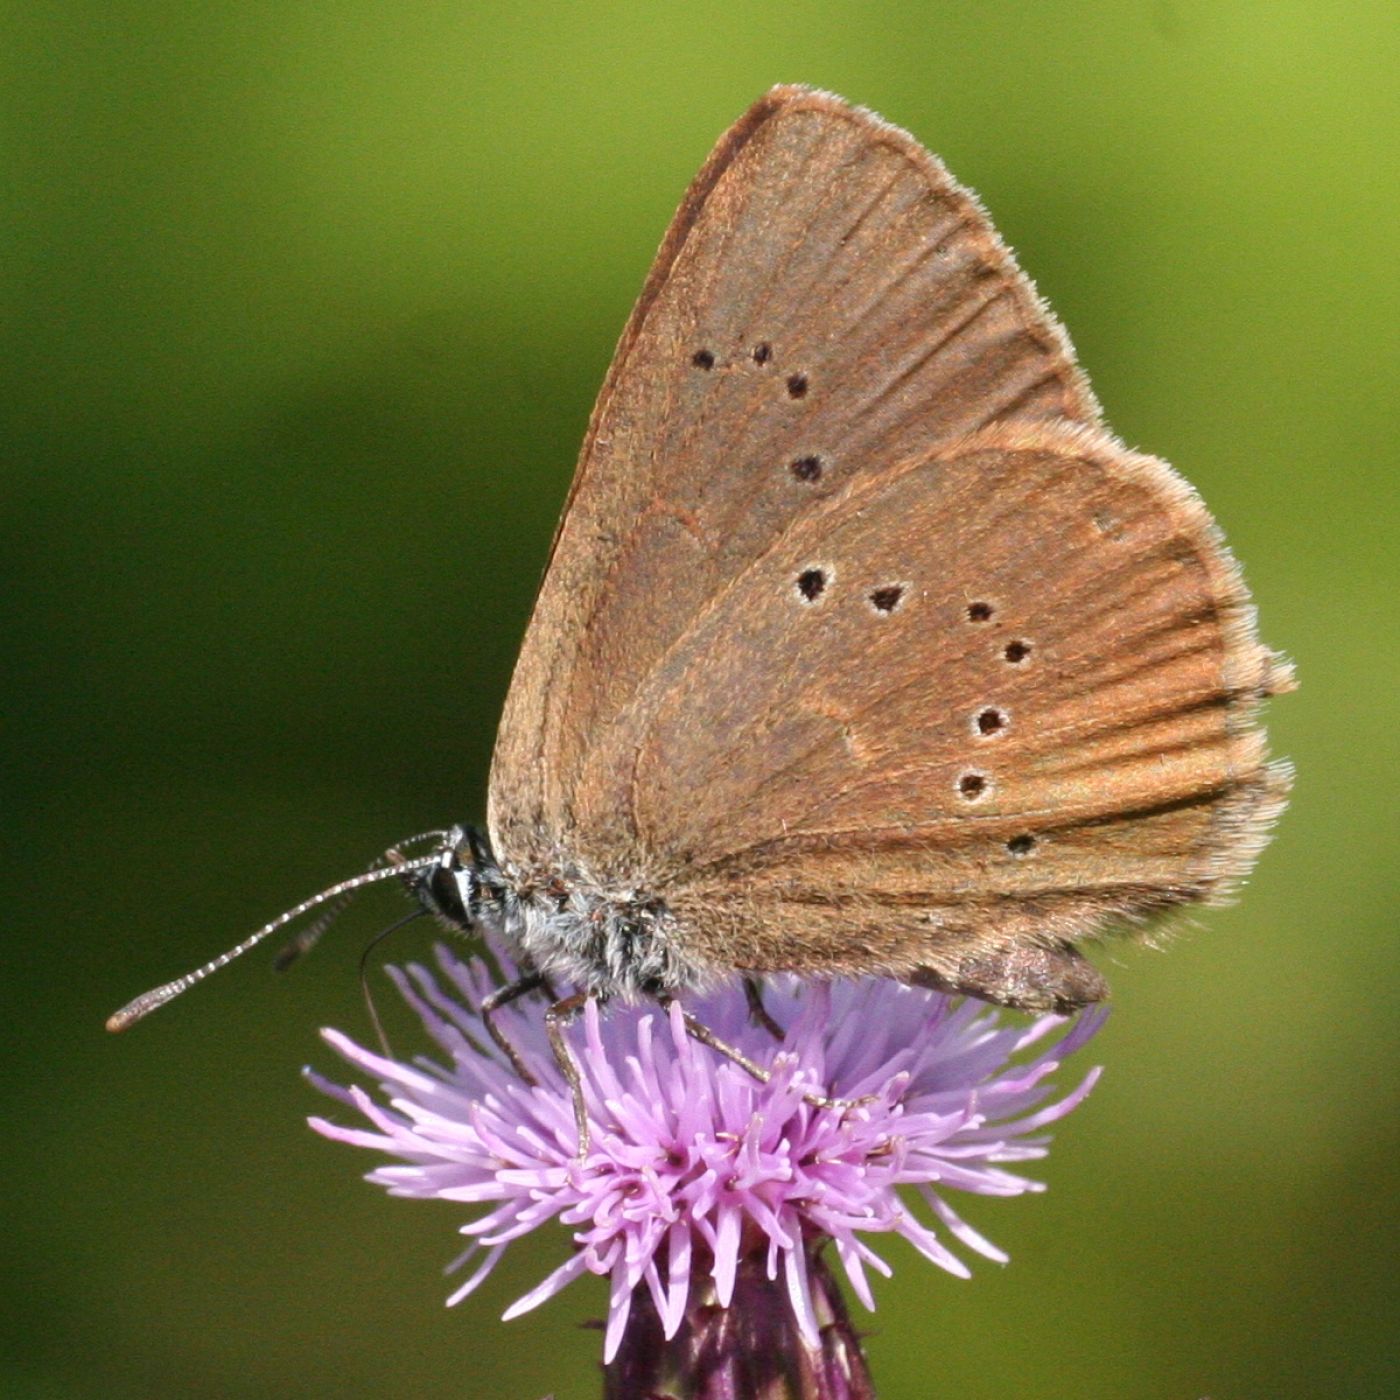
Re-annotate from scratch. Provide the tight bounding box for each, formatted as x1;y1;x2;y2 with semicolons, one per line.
6;3;1396;1397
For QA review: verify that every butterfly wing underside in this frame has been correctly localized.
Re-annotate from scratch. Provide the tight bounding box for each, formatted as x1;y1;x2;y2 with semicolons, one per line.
488;86;1290;1003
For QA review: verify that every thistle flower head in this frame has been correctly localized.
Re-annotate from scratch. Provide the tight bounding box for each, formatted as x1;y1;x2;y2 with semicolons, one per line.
309;945;1103;1366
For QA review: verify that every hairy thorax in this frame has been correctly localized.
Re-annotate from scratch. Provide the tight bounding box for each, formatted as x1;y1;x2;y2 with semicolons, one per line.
488;858;711;1000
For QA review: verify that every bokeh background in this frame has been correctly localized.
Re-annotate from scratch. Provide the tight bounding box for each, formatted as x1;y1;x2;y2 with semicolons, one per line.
6;3;1396;1397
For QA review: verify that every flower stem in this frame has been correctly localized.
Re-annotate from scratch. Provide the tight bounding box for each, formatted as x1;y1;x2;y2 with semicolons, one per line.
603;1246;875;1399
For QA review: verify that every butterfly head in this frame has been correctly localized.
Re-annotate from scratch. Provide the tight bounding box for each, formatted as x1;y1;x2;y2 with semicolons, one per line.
412;824;509;935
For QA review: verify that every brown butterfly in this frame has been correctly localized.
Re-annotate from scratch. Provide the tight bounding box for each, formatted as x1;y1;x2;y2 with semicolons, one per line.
111;86;1292;1122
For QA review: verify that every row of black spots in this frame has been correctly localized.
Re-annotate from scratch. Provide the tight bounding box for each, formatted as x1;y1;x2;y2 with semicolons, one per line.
965;602;1033;664
693;344;774;369
960;598;1034;852
952;772;1036;855
751;339;807;397
690;344;819;489
791;569;906;613
690;345;809;399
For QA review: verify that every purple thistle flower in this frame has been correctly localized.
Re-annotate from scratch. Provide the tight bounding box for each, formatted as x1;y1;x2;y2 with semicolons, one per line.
308;944;1103;1383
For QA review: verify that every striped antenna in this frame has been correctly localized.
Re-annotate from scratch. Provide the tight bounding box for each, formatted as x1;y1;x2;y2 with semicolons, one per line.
271;829;451;972
105;856;440;1032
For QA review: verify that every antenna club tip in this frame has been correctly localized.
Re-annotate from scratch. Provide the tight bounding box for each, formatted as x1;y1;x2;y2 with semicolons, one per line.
106;992;163;1032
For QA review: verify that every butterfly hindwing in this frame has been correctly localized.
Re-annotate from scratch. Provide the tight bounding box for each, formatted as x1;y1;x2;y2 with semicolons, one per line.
602;424;1290;984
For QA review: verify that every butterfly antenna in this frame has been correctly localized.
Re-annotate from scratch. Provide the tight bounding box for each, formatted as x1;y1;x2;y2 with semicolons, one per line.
270;829;451;972
106;858;439;1032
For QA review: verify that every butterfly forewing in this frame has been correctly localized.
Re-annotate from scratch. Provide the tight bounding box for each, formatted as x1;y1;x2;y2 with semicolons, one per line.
488;86;1290;996
491;86;1100;861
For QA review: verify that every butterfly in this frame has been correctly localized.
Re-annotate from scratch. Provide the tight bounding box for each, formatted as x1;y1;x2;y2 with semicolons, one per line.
111;87;1292;1134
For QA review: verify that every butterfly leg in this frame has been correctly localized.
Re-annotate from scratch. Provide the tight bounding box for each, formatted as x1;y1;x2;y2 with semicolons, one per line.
666;999;875;1113
481;972;551;1085
742;975;786;1042
912;941;1109;1014
544;991;594;1156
